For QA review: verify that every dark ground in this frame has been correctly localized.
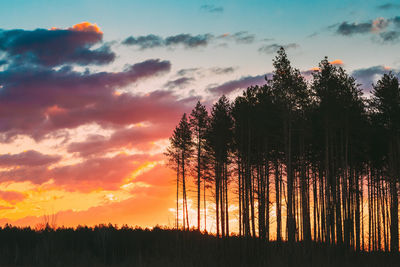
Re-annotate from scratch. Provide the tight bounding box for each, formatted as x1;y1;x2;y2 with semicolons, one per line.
0;224;398;266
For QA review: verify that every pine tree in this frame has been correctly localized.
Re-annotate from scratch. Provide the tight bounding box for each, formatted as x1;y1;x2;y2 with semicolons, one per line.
189;101;209;231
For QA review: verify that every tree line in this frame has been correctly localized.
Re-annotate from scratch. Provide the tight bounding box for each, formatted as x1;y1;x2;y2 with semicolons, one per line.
166;48;400;252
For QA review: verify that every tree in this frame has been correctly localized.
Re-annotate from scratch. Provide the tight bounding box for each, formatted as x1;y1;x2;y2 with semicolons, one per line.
371;73;400;252
190;101;209;231
270;47;309;244
206;96;233;237
166;113;193;230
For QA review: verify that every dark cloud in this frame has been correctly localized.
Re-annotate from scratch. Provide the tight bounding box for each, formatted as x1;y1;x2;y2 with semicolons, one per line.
164;77;194;89
336;22;375;35
121;34;164;49
333;17;400;42
390;16;400;27
377;3;400;10
380;30;400;41
0;150;61;167
165;33;213;48
200;4;224;13
208;74;269;95
122;33;213;49
258;43;299;54
123;31;256;49
0;23;115;67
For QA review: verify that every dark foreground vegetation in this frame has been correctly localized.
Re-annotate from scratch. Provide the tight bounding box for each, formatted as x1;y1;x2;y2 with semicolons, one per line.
0;225;398;267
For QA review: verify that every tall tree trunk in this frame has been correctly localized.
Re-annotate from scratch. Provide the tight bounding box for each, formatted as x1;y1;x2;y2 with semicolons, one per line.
197;137;201;231
225;163;229;236
390;136;399;253
286;117;296;243
215;163;220;237
275;161;281;242
176;158;180;229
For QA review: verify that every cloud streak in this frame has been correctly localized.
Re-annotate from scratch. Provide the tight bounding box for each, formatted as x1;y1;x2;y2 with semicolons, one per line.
377;3;400;10
122;31;256;49
208;74;269;95
122;33;213;49
258;43;299;54
200;5;224;13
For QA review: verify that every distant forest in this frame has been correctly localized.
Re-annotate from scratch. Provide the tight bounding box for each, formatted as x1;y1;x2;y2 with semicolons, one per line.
166;47;400;252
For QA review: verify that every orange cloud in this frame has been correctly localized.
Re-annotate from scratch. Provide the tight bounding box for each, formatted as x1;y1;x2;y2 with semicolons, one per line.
310;59;343;72
330;59;343;65
46;105;66;115
70;22;102;34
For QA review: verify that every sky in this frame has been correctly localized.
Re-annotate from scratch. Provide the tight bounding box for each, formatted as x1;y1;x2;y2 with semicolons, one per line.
0;0;399;230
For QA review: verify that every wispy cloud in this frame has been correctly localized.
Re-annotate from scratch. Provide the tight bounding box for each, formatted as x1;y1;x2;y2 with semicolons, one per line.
122;33;213;49
200;4;224;13
122;31;257;50
258;43;299;54
377;3;400;10
163;77;194;89
217;31;256;44
208;74;269;95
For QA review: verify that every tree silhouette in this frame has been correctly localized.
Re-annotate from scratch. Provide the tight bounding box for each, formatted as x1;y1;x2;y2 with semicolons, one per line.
166;113;193;230
206;96;233;237
189;101;209;231
371;73;400;252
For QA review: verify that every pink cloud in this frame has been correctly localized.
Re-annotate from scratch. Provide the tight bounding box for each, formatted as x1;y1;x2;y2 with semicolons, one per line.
0;153;164;192
67;123;173;157
0;60;179;141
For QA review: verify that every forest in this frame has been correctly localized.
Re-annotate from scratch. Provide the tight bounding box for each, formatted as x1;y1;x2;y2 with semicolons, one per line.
166;47;400;253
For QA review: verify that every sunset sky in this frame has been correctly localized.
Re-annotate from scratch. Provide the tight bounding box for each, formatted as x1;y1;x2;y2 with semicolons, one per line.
0;0;399;230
